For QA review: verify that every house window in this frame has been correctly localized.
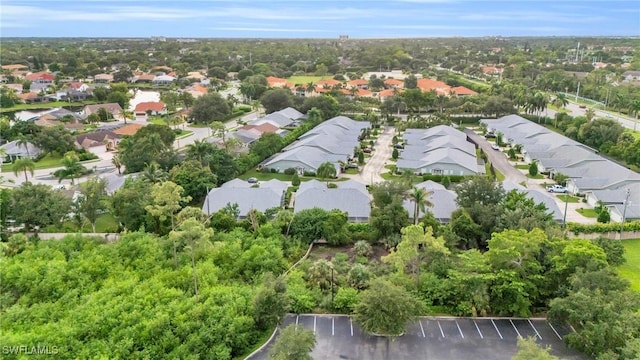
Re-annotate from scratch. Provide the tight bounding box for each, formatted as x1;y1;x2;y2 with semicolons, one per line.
432;169;443;175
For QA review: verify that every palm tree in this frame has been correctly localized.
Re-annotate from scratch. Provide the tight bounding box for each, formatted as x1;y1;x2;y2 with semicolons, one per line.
400;168;414;187
585;108;596;121
112;153;123;174
316;161;337;185
13;158;35;183
553;93;568;109
186;139;213;166
15;134;31;157
408;187;432;225
53;154;87;185
119;109;133;124
142;162;167;183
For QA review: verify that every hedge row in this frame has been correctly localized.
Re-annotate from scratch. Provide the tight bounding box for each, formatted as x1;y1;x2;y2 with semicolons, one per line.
567;221;640;234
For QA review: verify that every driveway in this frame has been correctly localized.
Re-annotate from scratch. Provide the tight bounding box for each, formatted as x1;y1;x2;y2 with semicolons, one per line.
348;126;394;185
247;314;585;360
464;129;525;184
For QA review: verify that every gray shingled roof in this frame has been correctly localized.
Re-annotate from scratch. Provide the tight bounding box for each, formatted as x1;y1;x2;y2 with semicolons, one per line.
0;140;42;158
502;182;563;221
277;107;304;120
294;182;371;221
202;179;287;218
397;147;478;173
265;146;346;171
403;188;458;223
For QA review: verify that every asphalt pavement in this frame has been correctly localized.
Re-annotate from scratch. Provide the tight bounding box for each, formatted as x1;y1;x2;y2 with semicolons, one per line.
247;315;585;360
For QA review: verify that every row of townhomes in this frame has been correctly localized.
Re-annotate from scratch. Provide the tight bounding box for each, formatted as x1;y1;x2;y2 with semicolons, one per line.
396;125;484;176
482;115;640;222
264;116;370;175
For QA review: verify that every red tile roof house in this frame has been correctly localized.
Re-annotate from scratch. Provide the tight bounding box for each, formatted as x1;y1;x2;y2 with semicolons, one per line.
347;79;369;89
134;101;166;119
267;76;289;88
451;86;477;97
384;78;404;88
25;71;55;85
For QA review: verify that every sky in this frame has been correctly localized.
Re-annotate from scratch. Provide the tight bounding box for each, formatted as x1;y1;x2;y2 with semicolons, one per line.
1;0;639;38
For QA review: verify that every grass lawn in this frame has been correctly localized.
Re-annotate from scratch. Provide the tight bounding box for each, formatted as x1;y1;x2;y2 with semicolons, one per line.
0;100;98;113
576;208;598;218
1;153;64;172
286;75;332;85
495;168;505;181
515;164;530;170
557;195;580;203
526;174;545;179
344;168;359;174
175;130;193;138
618;238;640;292
43;213;119;233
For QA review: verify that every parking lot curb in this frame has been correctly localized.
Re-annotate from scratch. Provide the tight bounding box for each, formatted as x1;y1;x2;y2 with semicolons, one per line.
244;326;279;360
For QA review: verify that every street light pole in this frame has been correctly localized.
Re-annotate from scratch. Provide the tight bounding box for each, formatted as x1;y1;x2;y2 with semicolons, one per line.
620;189;631;233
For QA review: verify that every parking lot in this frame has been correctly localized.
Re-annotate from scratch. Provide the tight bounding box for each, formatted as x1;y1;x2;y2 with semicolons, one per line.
247;315;586;360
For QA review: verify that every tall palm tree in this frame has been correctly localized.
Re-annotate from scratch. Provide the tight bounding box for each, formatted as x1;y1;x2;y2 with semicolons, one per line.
112;153;123;174
408;187;433;225
15;134;31;157
142;162;167;183
186;139;213;166
585;108;596;121
316;161;337;185
13;158;35;183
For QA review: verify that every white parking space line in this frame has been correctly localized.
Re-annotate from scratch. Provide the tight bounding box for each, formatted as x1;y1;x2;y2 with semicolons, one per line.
570;324;577;333
510;319;522;339
296;315;299;326
419;320;426;338
491;319;503;340
456;320;464;339
437;321;445;338
473;320;483;339
350;318;354;337
332;317;335;336
313;316;317;334
528;320;542;340
548;322;563;340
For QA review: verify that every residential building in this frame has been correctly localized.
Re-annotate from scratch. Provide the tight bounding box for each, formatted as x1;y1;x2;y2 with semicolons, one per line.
481;115;640;194
0;140;42;162
152;75;175;85
403;181;458;223
94;73;114;83
83;103;123;118
202;179;287;218
134;101;166;118
396;125;482;176
294;179;371;222
25;71;55;85
265;115;369;174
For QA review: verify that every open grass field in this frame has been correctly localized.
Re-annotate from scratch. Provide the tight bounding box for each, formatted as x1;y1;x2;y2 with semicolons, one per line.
286;75;332;85
618;238;640;292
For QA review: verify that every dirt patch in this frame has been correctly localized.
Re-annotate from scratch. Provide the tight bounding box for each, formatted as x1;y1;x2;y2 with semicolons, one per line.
308;243;389;264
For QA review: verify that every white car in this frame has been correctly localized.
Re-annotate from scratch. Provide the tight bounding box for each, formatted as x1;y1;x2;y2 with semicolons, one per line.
546;185;568;193
491;144;500;150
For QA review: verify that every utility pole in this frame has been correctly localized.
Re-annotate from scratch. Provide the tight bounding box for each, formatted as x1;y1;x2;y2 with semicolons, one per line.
575;82;581;102
562;191;569;229
620;189;631;233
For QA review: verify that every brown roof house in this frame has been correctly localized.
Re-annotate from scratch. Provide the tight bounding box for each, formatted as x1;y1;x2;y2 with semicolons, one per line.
82;103;123;119
75;130;122;155
134;101;166;119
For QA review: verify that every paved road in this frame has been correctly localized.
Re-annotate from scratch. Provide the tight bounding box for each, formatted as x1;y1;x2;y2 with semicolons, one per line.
464;129;525;184
349;126;394;185
248;314;585;360
563;101;639;131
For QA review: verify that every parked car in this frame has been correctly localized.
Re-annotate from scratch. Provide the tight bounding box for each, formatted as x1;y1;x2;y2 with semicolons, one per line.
546;185;568;193
247;177;258;184
491;144;500;150
363;148;372;153
484;132;496;138
579;105;586;109
347;163;359;169
393;144;404;149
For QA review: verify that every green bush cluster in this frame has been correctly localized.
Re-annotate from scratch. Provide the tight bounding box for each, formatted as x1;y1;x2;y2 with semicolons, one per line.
568;221;640;234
